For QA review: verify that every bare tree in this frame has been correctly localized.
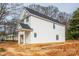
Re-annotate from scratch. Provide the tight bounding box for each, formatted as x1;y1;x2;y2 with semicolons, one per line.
7;3;24;20
28;4;70;23
6;4;24;40
0;3;9;23
57;12;70;24
0;3;24;40
28;4;59;19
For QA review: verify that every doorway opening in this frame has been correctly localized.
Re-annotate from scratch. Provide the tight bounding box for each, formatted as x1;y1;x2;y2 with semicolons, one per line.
20;35;24;44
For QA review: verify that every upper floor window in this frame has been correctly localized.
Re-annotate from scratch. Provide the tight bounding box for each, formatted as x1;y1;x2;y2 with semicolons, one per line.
26;16;29;22
53;23;55;29
56;35;59;40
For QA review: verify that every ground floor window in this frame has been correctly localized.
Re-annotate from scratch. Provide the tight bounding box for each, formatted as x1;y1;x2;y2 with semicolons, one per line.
34;33;37;38
56;35;59;40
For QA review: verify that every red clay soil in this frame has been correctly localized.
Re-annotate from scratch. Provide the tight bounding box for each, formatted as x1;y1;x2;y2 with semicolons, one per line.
0;40;79;56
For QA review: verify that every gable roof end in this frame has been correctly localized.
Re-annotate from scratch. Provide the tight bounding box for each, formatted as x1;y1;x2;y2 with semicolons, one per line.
25;7;64;25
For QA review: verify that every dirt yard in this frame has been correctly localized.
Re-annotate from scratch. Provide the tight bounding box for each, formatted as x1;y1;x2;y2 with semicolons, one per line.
0;40;79;56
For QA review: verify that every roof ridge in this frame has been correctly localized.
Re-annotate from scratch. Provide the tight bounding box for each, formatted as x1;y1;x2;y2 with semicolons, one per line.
24;7;64;25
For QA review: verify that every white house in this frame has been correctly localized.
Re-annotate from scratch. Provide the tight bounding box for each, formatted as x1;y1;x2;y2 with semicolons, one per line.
17;7;65;44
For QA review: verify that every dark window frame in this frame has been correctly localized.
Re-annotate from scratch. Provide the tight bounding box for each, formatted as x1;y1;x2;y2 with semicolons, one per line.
56;35;59;40
26;16;29;22
53;23;55;29
0;27;2;29
34;33;37;38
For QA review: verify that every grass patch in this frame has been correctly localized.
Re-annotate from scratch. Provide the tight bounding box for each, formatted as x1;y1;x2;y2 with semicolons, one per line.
0;48;6;52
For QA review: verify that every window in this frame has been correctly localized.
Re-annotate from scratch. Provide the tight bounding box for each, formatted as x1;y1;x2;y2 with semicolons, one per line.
26;17;29;22
26;18;29;22
0;27;3;31
0;27;2;29
56;35;59;40
34;33;37;38
53;23;55;29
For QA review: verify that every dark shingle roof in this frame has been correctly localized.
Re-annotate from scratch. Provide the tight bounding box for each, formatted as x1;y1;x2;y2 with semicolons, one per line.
20;23;32;29
25;7;63;25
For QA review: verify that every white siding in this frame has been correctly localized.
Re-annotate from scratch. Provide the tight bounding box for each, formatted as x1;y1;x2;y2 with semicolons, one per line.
29;16;65;43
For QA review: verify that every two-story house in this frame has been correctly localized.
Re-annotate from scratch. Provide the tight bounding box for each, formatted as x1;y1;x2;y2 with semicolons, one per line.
17;7;65;45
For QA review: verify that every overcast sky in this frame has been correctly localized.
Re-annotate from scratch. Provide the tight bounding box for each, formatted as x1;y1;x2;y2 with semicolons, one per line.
25;3;79;14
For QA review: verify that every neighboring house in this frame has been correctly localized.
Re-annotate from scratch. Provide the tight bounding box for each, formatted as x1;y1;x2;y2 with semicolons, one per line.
0;24;12;41
17;7;65;44
0;25;5;41
5;22;18;41
0;22;17;41
0;25;5;32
